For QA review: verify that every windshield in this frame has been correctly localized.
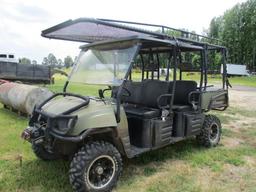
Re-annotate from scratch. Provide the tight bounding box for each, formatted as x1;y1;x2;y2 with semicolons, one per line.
69;41;138;86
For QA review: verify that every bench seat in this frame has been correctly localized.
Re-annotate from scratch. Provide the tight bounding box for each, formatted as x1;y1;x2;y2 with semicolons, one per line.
116;80;198;118
124;104;161;119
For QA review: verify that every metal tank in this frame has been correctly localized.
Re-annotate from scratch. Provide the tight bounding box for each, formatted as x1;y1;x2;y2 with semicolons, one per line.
24;86;53;114
0;82;18;106
0;82;53;114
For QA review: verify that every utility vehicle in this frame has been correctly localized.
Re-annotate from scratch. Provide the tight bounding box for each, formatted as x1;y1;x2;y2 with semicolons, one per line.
22;18;229;192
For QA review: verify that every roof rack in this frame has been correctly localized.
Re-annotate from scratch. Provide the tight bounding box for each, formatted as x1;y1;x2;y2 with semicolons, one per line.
99;18;223;45
42;18;225;50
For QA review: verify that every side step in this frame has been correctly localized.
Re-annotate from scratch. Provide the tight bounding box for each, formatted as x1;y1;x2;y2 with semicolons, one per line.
170;137;185;143
124;137;186;158
129;145;150;157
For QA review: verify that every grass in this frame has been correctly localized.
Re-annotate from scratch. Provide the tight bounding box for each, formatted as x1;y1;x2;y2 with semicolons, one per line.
132;71;256;87
0;79;256;192
228;75;256;87
53;70;256;91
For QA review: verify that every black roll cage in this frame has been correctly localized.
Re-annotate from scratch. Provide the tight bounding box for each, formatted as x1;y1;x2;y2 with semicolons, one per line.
120;40;227;122
63;38;227;123
41;18;228;122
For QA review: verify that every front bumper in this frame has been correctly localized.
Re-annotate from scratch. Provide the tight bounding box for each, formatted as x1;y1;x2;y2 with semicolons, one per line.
21;92;92;144
21;126;45;144
21;125;92;143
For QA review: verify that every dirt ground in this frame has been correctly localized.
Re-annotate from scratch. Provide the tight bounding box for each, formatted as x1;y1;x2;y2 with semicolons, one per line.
230;85;256;111
223;85;256;148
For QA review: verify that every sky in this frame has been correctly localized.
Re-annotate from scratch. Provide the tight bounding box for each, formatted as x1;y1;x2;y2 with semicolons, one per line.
0;0;247;63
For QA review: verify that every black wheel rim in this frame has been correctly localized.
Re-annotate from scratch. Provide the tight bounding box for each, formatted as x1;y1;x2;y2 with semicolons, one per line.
86;155;115;189
210;123;219;142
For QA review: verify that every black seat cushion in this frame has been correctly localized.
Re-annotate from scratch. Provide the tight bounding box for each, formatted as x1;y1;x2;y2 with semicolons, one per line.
121;80;171;119
172;105;192;112
117;80;197;117
124;104;160;119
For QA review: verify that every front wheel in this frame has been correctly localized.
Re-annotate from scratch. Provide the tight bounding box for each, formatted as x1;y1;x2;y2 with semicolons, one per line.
69;141;123;192
32;143;59;160
196;115;222;147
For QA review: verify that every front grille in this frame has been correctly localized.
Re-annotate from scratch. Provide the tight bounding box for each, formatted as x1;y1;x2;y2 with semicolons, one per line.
35;114;48;130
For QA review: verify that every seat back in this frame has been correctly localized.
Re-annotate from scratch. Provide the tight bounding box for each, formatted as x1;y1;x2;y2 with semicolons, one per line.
116;80;197;108
121;80;170;108
121;81;142;104
141;80;170;108
172;81;197;105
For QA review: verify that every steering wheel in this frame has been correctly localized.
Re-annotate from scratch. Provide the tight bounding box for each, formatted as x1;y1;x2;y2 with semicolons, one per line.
98;86;112;98
99;86;131;98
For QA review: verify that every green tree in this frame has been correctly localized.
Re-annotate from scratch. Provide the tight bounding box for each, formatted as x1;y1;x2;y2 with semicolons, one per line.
32;60;37;65
47;53;58;67
42;53;58;67
64;56;74;68
19;57;31;64
208;0;256;71
57;59;63;69
208;17;223;39
42;57;49;65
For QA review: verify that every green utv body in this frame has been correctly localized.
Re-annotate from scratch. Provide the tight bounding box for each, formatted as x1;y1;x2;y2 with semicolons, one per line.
21;18;229;192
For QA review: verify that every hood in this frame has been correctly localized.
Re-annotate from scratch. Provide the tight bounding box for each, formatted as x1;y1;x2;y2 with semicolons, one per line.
41;96;118;136
42;96;86;115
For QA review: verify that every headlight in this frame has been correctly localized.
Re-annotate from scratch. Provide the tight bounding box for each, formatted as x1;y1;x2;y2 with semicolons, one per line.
50;115;77;135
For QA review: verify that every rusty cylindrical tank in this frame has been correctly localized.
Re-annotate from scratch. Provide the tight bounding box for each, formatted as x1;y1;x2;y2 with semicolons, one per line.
0;83;53;114
0;82;18;106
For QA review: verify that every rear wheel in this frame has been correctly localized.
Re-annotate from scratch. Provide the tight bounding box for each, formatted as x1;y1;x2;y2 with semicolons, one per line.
32;143;59;160
197;115;221;147
69;141;122;192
